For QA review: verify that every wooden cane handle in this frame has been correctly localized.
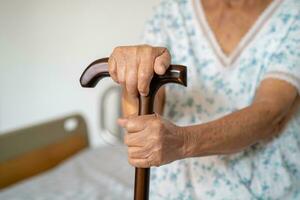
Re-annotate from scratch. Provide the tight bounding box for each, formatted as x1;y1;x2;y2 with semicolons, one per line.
80;57;187;89
80;57;187;200
80;58;110;87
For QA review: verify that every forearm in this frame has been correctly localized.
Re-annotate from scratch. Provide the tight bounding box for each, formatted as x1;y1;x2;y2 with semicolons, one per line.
182;101;287;157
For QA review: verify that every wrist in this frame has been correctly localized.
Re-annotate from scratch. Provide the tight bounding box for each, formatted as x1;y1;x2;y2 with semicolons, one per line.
179;125;199;158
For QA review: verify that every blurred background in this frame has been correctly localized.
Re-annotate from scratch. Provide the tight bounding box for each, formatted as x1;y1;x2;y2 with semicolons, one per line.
0;1;161;198
0;0;159;146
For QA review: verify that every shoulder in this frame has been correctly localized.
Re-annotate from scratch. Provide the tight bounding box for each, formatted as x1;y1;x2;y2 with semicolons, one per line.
278;0;300;38
265;0;300;42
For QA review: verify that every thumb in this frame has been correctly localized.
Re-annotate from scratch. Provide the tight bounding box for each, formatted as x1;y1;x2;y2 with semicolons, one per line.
154;48;171;75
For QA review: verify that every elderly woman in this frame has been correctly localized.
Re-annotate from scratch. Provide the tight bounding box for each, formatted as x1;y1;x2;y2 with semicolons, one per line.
111;0;300;199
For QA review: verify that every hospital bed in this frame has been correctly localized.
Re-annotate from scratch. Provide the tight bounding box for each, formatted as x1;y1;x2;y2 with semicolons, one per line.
0;114;134;200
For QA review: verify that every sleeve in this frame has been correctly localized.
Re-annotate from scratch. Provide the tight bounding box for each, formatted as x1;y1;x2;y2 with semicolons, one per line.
140;2;170;48
263;15;300;94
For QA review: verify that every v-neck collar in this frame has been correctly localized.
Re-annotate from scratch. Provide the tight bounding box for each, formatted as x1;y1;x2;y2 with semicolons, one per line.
192;0;282;67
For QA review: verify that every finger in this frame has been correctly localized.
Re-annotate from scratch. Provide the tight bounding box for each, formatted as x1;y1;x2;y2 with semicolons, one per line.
138;57;154;96
125;58;138;97
128;158;152;168
125;114;155;133
129;152;160;168
153;47;171;75
124;130;148;147
127;146;151;159
116;56;126;85
108;56;119;83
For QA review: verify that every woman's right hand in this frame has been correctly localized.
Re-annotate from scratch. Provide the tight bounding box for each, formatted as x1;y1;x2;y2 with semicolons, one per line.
108;45;171;116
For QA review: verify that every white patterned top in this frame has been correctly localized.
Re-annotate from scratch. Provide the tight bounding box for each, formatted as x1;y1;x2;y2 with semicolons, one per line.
142;0;300;199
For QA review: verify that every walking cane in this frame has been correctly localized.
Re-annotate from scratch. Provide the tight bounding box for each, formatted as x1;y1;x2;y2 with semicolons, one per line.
80;57;187;200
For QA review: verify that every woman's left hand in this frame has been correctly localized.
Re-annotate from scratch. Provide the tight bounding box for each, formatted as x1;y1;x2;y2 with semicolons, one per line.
118;114;186;168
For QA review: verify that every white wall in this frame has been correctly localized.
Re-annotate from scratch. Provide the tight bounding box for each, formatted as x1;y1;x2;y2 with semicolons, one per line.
0;0;160;146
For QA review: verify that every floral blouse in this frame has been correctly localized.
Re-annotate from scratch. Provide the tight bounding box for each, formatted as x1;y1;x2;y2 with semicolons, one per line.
142;0;300;199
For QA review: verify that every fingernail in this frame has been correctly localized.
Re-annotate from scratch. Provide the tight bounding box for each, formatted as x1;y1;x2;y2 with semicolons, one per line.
140;92;148;96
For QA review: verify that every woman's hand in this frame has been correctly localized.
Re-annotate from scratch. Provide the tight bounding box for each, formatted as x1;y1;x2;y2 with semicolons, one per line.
108;45;171;97
118;114;186;168
108;45;171;116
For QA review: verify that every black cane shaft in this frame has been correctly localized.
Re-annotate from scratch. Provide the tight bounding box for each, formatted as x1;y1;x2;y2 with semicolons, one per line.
134;168;150;200
134;96;154;200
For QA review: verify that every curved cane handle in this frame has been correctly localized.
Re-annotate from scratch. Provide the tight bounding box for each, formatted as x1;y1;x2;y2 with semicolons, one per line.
80;58;110;87
80;57;187;90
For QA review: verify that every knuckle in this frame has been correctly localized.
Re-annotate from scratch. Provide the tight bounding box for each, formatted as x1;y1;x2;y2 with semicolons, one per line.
137;83;149;94
126;79;137;88
138;44;151;53
136;46;143;56
130;46;138;56
144;45;154;54
113;46;122;54
139;46;156;60
139;71;150;81
140;44;151;48
118;79;125;85
118;74;125;84
138;86;147;94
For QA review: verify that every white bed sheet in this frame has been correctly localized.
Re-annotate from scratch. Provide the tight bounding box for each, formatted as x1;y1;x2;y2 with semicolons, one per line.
0;145;134;200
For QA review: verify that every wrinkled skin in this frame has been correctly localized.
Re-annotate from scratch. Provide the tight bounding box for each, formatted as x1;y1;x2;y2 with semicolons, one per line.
108;45;170;97
108;42;298;168
108;45;182;168
118;114;186;168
